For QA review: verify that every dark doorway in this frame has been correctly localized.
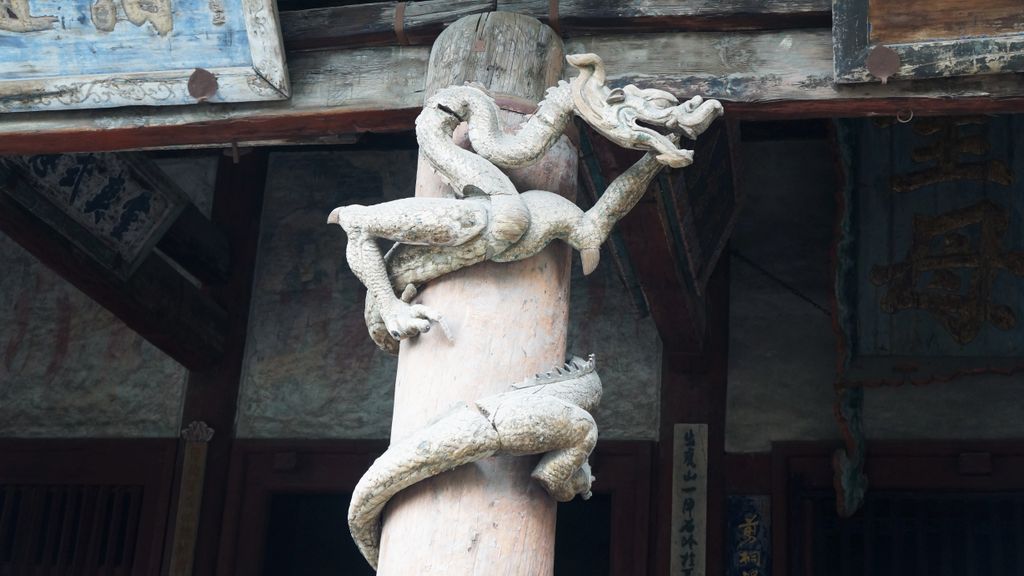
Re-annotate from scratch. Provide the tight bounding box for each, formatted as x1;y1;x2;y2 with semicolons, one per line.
262;491;614;575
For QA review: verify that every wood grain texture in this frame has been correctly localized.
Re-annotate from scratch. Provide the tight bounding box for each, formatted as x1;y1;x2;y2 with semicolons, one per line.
379;12;572;576
868;0;1024;44
281;0;493;51
0;46;429;154
835;0;1024;83
279;0;830;51
8;30;1024;153
176;152;268;576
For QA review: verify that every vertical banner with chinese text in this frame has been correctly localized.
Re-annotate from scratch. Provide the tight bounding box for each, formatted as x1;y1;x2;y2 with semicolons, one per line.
671;423;708;576
726;495;771;576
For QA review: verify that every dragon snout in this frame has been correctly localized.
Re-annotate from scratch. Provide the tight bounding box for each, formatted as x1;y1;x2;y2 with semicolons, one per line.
327;207;343;225
670;97;724;140
327;205;368;229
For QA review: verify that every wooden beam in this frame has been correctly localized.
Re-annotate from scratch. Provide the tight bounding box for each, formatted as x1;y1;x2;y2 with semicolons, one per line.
173;151;269;576
565;30;1024;118
279;0;830;52
281;0;493;51
5;29;1024;154
581;127;706;353
0;46;428;155
379;12;570;574
653;257;730;576
157;203;231;285
0;168;226;370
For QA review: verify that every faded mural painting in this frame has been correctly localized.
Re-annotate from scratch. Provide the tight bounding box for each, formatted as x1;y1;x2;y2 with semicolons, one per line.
0;156;217;437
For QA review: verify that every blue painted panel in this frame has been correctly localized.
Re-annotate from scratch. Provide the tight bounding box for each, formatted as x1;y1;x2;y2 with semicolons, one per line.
1;153;187;278
0;0;251;81
726;496;771;576
839;115;1024;361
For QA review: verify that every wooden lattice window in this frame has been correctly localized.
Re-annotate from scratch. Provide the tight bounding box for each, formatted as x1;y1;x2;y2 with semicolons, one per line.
792;490;1024;576
0;485;144;575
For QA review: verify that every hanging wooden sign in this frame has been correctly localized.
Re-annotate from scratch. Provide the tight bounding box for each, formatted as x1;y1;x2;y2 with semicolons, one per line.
834;115;1024;385
0;153;189;278
833;0;1024;83
0;0;288;112
726;495;771;576
671;423;708;576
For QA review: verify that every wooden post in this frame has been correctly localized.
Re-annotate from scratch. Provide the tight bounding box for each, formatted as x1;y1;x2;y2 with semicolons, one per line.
376;12;576;575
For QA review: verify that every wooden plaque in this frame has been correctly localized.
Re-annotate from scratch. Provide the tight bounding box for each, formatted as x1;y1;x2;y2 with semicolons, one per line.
0;0;288;112
671;423;708;576
833;0;1024;83
834;116;1024;385
726;496;771;576
0;153;189;278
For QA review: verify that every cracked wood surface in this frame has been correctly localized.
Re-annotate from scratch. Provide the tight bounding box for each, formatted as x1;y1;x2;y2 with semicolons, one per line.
4;30;1024;154
373;12;570;575
279;0;830;52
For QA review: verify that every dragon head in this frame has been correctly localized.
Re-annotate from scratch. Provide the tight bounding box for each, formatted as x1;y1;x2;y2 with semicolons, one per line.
566;53;724;168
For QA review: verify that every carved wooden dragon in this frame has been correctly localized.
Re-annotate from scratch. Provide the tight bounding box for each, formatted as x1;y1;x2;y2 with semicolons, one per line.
348;355;602;570
328;53;723;354
330;52;721;570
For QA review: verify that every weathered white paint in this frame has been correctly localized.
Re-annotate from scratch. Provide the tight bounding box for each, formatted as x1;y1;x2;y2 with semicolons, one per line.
7;30;1024;151
0;0;287;112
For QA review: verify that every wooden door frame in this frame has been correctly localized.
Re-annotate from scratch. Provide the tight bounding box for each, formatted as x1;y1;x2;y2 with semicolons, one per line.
770;440;1024;575
216;439;653;575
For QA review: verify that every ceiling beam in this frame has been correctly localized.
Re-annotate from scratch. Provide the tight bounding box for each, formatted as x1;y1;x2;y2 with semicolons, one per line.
0;163;227;370
157;202;231;285
280;0;830;52
3;29;1024;154
0;46;428;155
580;117;740;353
581;130;702;352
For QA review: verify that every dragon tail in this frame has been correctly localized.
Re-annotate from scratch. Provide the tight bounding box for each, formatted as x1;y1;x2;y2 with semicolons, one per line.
347;402;501;569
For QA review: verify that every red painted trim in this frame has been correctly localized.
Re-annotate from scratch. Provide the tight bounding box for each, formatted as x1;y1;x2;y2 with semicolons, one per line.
723;453;772;494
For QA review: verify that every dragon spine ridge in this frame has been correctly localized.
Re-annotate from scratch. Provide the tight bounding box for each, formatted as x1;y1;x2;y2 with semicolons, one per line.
347;355;603;570
518;353;596;387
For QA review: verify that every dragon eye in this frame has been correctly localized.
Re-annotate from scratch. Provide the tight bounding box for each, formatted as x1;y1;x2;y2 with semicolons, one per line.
605;88;625;104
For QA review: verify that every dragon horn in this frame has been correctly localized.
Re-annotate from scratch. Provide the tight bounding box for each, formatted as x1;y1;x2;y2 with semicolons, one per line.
565;53;606;85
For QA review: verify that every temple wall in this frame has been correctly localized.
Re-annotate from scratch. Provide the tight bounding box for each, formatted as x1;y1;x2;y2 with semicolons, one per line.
0;156;217;437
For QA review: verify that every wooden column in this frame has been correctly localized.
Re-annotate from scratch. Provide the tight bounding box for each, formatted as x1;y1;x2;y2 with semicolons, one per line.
170;151;269;576
376;13;576;575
